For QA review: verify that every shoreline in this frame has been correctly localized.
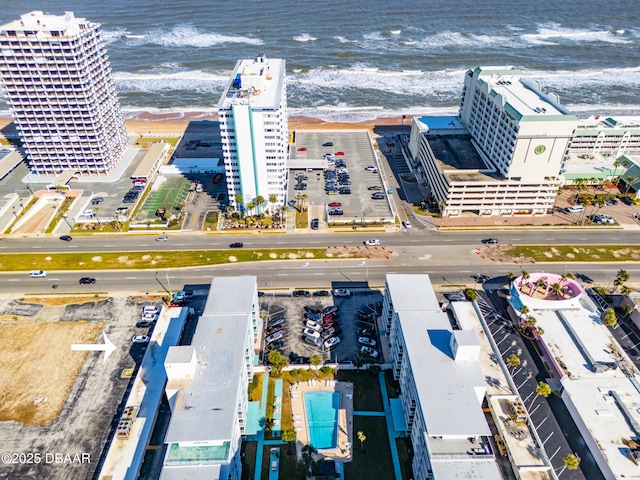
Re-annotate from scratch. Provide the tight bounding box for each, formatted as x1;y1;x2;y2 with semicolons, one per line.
0;111;411;137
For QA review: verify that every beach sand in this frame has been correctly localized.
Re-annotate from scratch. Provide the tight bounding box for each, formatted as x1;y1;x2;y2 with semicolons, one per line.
0;112;408;138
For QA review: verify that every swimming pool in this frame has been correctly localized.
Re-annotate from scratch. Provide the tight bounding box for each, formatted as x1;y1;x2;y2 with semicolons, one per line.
304;390;340;449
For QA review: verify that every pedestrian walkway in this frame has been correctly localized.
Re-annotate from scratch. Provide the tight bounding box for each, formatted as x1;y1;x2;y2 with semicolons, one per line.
378;371;403;480
272;379;283;437
352;410;386;416
253;372;270;480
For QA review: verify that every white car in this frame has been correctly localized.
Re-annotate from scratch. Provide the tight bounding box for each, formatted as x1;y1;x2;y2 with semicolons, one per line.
364;165;378;172
143;306;161;314
324;337;341;349
358;336;377;347
364;239;380;246
333;289;351;297
266;331;284;343
141;313;158;322
305;320;322;331
29;270;47;278
303;328;321;339
402;221;412;228
156;236;168;242
132;335;150;344
360;346;379;358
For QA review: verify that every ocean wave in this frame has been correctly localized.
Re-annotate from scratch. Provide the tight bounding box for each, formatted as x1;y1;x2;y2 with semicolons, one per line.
294;34;318;42
113;70;229;93
140;24;263;48
521;22;633;45
102;28;129;44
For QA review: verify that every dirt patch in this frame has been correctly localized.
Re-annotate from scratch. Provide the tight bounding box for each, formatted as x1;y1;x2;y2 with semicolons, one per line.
91;256;102;262
0;320;104;425
229;256;237;262
0;300;43;317
59;298;114;322
19;296;109;307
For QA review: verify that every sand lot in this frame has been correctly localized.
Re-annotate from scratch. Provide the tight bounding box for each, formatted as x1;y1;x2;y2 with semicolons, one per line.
0;320;104;425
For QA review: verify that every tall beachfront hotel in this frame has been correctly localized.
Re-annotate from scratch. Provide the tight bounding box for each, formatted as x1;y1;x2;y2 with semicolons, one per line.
218;55;288;212
409;66;578;217
0;11;127;176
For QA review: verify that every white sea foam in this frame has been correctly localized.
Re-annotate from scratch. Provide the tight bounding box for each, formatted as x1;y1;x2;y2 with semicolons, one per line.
142;24;263;47
334;36;353;44
522;22;632;45
294;34;318;42
113;70;229;93
102;28;129;44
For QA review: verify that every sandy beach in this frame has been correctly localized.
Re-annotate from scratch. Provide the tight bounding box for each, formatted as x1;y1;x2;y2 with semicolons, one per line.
0;112;409;139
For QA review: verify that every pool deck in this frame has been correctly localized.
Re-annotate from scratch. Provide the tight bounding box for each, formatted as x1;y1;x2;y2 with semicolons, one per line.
290;379;354;462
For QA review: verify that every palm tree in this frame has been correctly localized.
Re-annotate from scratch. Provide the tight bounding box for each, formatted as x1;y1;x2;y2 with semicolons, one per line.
246;201;256;218
298;444;319;478
525;316;537;328
624;175;639;194
622;285;632;296
518;305;530;323
520;270;530;293
353;355;364;373
269;194;277;215
255;195;265;215
550;283;563;297
562;453;580;471
282;429;297;455
234;193;243;211
602;307;617;327
506;271;516;284
534;326;545;337
310;354;322;376
506;353;521;371
535;279;547;297
357;431;367;452
612;269;630;293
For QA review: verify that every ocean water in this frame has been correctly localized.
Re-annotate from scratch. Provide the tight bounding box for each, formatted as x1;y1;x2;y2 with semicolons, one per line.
0;0;638;121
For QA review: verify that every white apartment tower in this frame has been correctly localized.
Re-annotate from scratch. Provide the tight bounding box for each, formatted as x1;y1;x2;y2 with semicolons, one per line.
0;11;128;176
218;55;288;212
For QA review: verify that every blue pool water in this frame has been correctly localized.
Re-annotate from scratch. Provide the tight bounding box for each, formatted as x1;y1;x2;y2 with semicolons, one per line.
304;390;340;449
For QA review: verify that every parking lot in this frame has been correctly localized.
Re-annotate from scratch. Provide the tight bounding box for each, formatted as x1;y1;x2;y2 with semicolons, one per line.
260;289;384;365
289;131;394;226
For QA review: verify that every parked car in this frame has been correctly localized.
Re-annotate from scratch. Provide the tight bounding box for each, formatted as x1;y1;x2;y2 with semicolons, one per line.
358;336;377;347
324;337;341;349
293;290;310;297
364;239;380;246
604;198;618;206
141;313;158;321
136;321;154;328
303;335;321;347
333;289;351;297
173;290;194;300
371;192;385;200
266;325;283;335
368;185;383;191
446;292;466;302
322;142;334;147
360;346;379;358
313;290;330;297
402;221;412;229
303;328;321;339
268;317;286;328
143;305;161;314
266;331;284;343
91;197;104;205
311;218;319;230
305;320;322;331
170;299;187;307
304;312;321;322
156;236;168;242
229;242;244;248
296;175;308;181
620;196;635;205
328;202;342;208
564;205;584;213
79;277;96;284
364;166;378;172
267;339;284;351
59;235;73;241
323;306;338;315
132;335;150;344
304;305;322;314
322;320;336;330
328;209;343;215
339;188;352;194
357;328;374;338
29;270;47;278
321;327;339;340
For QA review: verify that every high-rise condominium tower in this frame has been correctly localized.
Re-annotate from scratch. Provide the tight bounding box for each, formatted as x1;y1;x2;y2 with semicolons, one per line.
0;11;128;176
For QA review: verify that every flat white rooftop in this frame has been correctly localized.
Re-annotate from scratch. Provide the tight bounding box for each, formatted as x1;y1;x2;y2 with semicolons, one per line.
218;55;285;111
386;274;441;312
530;300;640;479
0;11;91;37
576;115;640;131
431;458;502;479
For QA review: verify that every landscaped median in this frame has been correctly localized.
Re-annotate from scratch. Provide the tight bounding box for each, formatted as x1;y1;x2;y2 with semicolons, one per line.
0;247;371;272
484;244;640;263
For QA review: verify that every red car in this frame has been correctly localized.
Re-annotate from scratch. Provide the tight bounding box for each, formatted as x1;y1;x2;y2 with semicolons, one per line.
323;321;335;330
323;312;337;322
335;151;345;156
328;202;342;208
297;147;307;152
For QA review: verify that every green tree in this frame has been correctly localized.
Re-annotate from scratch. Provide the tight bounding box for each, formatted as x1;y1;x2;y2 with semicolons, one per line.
246;201;256;217
624;175;638;194
525;315;537;328
535;279;547;297
536;381;552;399
310;354;323;376
234;193;243;210
622;285;632;296
520;270;530;292
268;350;289;377
506;271;516;283
255;195;265;214
298;444;320;478
269;193;277;214
352;354;364;373
612;269;630;293
563;453;580;471
602;307;617;328
518;304;530;322
464;288;478;302
506;353;521;371
282;428;297;455
550;283;563;297
357;431;367;452
534;326;545;337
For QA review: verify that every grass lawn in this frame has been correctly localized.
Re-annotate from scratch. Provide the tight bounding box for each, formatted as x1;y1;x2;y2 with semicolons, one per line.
336;370;383;411
240;441;257;480
507;244;640;263
0;247;350;272
295;209;308;229
249;373;264;402
344;416;394;480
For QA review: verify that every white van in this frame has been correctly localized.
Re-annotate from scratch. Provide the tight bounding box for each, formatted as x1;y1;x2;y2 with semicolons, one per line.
143;306;161;315
565;205;584;213
82;209;94;216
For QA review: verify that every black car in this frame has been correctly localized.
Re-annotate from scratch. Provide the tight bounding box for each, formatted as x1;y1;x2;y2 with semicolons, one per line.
258;291;265;297
136;321;154;328
620;196;635;205
170;298;187;307
293;183;307;190
339;188;352;194
229;242;243;248
310;218;319;230
482;238;499;245
91;197;104;205
313;290;330;297
604;198;618;206
59;235;72;242
304;305;322;313
292;290;310;297
322;142;334;147
267;339;284;351
371;193;385;199
79;277;96;284
368;185;383;191
122;198;136;203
